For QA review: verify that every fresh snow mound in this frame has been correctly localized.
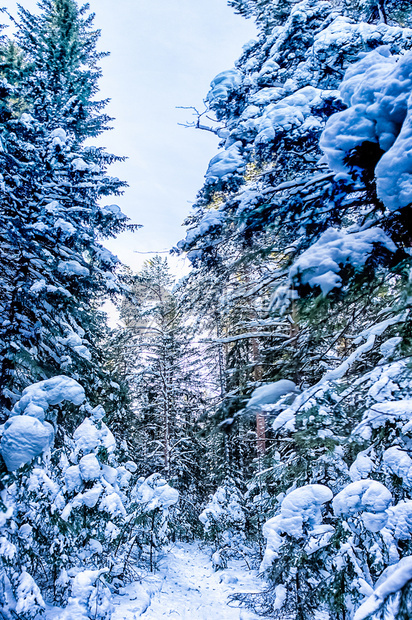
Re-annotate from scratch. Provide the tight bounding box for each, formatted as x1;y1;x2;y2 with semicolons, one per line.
58;260;89;277
73;417;115;457
207;69;243;107
133;474;179;512
16;569;45;617
183;211;225;246
73;418;100;454
385;501;412;541
199;484;245;532
99;492;127;518
65;465;83;493
205;142;245;183
350;452;374;481
79;454;101;482
252;86;329;145
383;447;412;484
71;157;89;172
59;568;113;620
1;376;85;471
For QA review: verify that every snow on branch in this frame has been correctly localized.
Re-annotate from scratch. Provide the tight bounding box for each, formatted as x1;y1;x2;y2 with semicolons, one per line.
354;556;412;620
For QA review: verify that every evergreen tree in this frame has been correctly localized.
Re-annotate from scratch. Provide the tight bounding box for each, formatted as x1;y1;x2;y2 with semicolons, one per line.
0;0;132;424
113;257;210;528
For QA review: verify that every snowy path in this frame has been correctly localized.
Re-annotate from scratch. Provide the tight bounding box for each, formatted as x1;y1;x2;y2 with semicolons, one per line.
112;542;269;620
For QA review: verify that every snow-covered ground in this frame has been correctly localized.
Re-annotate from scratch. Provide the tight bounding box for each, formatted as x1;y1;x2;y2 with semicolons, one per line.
112;542;269;620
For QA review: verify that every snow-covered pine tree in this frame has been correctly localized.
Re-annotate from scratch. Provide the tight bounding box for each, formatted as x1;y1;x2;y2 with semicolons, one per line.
0;0;131;425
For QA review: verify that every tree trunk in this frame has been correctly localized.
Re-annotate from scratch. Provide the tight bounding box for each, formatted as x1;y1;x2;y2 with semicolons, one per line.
252;337;266;456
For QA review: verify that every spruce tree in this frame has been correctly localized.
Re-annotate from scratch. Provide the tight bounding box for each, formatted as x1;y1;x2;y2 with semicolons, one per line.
113;257;209;531
0;0;131;424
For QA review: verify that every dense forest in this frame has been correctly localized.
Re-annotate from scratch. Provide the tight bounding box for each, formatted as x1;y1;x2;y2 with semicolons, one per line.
1;0;412;618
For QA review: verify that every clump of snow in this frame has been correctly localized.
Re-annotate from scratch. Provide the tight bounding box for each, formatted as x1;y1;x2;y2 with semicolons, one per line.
65;465;83;493
383;447;412;485
0;535;16;561
272;406;298;432
104;521;120;543
79;454;101;482
349;452;374;482
133;473;179;513
81;484;104;509
58;569;113;620
207;69;243;108
368;373;398;403
19;112;35;126
313;15;412;65
15;569;45;617
71;157;89;172
58;260;89;277
27;467;59;498
58;331;91;361
333;479;392;532
55;218;76;237
101;464;117;485
11;376;85;420
183;211;225;246
1;376;86;471
286;227;396;296
73;418;100;455
380;337;402;359
199;485;245;532
125;460;137;473
246;380;297;408
72;415;115;459
1;416;54;471
250;86;284;106
385;500;412;542
252;86;330;145
50;127;68;150
320;47;412;211
273;584;287;611
205;141;245;183
50;128;67;143
260;484;332;570
99;492;127;518
99;204;126;221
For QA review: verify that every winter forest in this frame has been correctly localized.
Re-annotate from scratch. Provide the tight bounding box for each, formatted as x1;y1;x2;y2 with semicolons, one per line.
2;0;412;618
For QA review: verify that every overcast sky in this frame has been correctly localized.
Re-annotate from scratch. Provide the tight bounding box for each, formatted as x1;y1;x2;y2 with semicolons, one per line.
3;0;256;274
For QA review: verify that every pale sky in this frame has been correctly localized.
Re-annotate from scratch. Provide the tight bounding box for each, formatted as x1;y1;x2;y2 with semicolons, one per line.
3;0;256;275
